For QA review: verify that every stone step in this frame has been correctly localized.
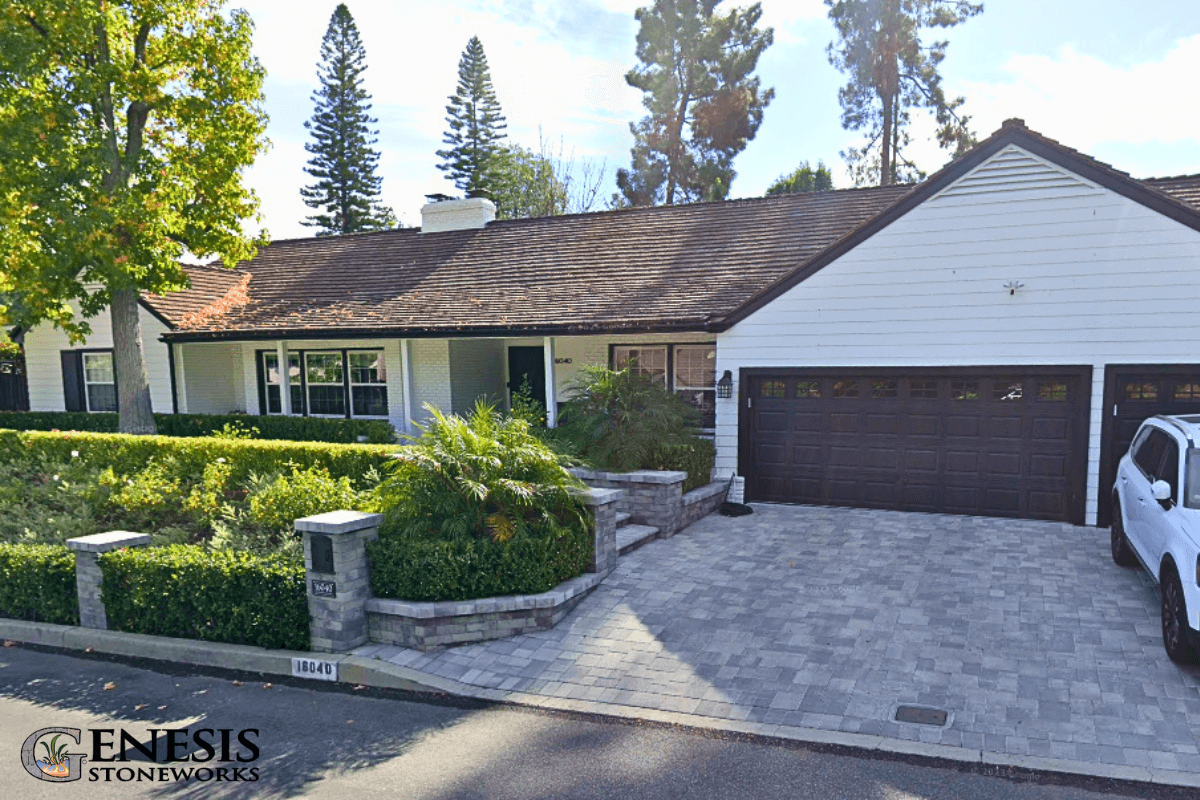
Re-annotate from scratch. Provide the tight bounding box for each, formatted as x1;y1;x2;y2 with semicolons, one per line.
615;512;632;528
616;524;659;556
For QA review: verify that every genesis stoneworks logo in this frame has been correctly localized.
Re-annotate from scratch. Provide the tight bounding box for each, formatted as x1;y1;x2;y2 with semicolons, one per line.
21;726;261;784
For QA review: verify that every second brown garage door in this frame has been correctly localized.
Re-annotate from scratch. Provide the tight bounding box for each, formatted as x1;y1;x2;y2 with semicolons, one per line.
742;367;1090;523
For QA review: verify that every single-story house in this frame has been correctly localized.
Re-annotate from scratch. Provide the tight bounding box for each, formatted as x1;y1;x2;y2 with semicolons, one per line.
22;120;1200;527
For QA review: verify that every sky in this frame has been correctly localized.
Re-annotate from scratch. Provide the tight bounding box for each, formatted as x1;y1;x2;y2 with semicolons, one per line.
237;0;1200;239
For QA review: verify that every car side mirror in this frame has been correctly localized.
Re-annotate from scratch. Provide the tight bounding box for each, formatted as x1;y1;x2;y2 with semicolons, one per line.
1151;479;1173;507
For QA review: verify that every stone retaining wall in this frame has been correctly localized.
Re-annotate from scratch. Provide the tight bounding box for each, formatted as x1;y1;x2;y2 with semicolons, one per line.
365;572;603;650
681;481;729;530
570;468;686;537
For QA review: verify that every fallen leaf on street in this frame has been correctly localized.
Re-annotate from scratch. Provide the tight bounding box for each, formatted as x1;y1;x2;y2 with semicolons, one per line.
157;705;168;711
352;684;366;691
231;680;243;687
103;682;116;691
262;683;273;689
134;704;147;711
84;646;94;653
2;640;16;648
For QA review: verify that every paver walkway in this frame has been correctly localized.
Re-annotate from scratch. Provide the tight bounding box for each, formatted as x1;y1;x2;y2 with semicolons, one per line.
356;505;1200;775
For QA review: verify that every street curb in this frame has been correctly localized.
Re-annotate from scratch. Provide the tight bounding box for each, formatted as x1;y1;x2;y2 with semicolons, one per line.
4;619;1199;791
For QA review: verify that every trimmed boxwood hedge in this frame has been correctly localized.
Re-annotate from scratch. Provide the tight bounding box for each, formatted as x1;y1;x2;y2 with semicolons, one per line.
98;545;308;651
0;429;398;487
0;411;396;444
367;528;593;602
0;544;79;625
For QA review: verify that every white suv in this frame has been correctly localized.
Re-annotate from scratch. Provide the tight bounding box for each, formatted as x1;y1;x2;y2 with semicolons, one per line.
1111;414;1200;663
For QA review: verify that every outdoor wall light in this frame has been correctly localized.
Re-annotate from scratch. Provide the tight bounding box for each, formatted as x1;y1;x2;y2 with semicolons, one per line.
717;370;734;399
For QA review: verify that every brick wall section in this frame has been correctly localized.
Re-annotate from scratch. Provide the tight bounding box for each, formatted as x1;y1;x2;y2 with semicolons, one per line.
296;511;382;653
66;531;152;630
365;572;603;651
571;469;686;537
680;481;729;530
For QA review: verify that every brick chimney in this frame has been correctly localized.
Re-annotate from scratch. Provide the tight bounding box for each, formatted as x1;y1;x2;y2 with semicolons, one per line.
420;196;496;233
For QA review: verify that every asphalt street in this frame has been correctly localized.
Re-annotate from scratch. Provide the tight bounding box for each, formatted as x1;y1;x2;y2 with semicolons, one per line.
0;644;1187;799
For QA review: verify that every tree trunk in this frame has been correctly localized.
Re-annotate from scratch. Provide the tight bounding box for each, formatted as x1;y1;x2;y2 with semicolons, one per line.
880;92;893;187
110;287;157;434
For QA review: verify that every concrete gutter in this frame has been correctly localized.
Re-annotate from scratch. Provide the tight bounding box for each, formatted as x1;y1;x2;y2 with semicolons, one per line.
3;619;1197;791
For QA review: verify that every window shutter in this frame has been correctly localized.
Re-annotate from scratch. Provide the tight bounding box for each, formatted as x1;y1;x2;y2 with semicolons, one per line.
61;351;85;411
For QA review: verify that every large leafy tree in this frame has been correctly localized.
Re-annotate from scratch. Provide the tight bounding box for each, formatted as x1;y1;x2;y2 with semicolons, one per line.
491;135;608;220
826;0;982;187
0;0;268;433
300;3;395;235
436;36;507;198
765;161;834;196
616;0;774;207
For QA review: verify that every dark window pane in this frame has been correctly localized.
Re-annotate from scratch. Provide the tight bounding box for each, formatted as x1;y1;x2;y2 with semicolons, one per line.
909;380;938;399
88;384;117;412
795;380;820;398
871;380;897;398
1134;428;1168;476
291;385;306;414
760;380;785;398
1123;381;1158;401
352;386;388;417
266;385;281;414
951;380;980;400
676;389;716;428
993;380;1023;401
308;385;345;416
1162;439;1180;500
832;380;858;398
1038;381;1067;402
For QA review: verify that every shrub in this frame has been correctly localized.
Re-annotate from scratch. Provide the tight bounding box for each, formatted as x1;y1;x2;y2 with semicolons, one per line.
0;544;78;625
0;429;396;489
0;451;111;544
368;527;592;602
552;364;714;489
99;545;308;650
0;411;397;444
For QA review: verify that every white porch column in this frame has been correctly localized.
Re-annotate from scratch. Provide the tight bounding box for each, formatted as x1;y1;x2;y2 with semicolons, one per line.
174;343;189;414
399;338;415;433
276;340;292;416
543;336;557;428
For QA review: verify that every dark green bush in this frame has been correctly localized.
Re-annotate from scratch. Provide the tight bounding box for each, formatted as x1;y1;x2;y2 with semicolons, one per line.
0;544;78;625
99;545;308;650
0;411;396;444
0;429;396;488
368;527;592;602
551;364;715;490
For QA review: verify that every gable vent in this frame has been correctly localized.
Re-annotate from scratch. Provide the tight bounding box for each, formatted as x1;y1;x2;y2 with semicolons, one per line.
933;145;1102;202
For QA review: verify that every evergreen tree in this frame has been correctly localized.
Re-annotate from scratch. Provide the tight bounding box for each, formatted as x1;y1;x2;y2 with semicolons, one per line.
765;161;835;195
301;4;394;235
826;0;981;187
437;37;508;197
616;1;775;207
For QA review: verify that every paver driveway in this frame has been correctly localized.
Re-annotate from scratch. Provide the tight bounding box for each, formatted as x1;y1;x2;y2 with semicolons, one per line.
358;505;1200;775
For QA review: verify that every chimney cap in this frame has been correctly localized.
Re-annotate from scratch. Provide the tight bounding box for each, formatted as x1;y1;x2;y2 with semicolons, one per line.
424;192;455;203
1001;117;1026;130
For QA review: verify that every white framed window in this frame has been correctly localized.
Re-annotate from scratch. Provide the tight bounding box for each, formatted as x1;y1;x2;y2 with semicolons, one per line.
348;351;388;417
612;345;668;386
305;351;346;417
82;352;117;412
260;352;303;415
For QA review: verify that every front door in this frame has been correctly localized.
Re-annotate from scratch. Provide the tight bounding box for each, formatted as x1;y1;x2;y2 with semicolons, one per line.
507;346;546;407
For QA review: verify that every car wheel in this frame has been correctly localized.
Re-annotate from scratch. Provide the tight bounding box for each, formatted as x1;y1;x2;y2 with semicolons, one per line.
1161;568;1197;665
1110;498;1137;567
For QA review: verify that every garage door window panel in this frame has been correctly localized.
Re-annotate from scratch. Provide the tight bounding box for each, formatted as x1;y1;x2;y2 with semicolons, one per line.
909;380;938;399
993;380;1024;402
951;381;980;401
832;379;858;398
1038;381;1068;402
1174;383;1200;401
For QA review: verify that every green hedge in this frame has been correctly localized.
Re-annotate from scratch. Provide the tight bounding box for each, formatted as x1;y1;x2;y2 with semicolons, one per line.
651;438;716;493
0;429;397;487
0;544;79;625
368;528;592;602
0;411;396;444
98;545;308;650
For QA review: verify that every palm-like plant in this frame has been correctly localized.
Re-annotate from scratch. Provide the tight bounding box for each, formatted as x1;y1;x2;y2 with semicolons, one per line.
39;734;69;767
378;402;586;543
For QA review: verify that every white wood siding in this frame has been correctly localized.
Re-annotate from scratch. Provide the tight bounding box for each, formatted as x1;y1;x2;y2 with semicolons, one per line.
24;305;173;413
715;145;1200;525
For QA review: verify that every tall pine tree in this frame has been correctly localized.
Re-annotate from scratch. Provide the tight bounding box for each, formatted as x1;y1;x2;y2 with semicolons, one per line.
826;0;981;187
437;37;508;197
617;1;775;207
301;4;395;235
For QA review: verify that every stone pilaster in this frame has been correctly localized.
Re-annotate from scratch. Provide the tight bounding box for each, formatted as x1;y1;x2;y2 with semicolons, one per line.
295;510;383;653
577;488;622;575
66;531;152;630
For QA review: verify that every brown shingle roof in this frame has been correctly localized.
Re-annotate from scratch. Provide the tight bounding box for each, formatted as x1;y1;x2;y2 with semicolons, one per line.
158;184;912;340
142;262;250;327
1143;174;1200;210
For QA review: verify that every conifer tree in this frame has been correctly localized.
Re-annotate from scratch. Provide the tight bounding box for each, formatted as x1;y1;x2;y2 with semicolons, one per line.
301;4;395;235
437;37;508;197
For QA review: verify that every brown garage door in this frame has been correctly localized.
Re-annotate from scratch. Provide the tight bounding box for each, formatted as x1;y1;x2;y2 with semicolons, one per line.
1098;365;1200;527
742;368;1090;523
